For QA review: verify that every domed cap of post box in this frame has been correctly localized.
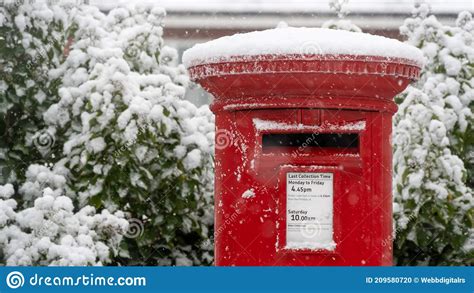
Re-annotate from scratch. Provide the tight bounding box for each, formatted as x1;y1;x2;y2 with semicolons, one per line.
183;27;424;113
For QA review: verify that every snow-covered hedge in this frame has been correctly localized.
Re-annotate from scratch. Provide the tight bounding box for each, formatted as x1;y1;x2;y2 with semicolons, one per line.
0;3;214;265
0;176;128;266
393;3;474;265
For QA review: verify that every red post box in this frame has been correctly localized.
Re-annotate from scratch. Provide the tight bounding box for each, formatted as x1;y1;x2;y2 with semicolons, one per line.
184;28;423;266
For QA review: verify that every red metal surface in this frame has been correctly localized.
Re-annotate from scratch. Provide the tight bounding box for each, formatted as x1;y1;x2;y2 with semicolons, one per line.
188;54;420;266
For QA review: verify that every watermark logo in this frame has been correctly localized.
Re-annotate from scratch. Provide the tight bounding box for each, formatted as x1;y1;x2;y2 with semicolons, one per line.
33;130;55;156
299;41;323;56
125;218;144;239
301;222;322;239
125;46;139;58
215;129;233;150
6;271;25;289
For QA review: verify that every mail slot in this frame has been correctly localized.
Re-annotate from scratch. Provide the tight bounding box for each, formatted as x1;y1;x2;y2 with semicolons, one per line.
184;27;422;266
262;133;359;150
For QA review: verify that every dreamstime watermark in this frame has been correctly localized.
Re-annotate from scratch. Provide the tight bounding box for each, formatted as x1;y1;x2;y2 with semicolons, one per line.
32;129;56;157
290;132;320;156
5;271;146;289
300;222;322;239
125;218;145;239
200;236;214;250
125;45;140;58
22;33;65;73
199;199;247;250
6;271;24;289
214;129;234;150
214;128;245;151
110;124;150;160
299;40;323;56
382;213;417;248
25;46;49;72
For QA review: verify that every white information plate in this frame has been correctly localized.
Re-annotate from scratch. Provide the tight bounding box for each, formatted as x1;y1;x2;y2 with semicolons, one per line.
286;172;335;250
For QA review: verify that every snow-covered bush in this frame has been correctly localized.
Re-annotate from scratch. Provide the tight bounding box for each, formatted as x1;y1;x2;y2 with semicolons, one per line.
53;4;214;266
0;2;214;266
322;0;361;32
0;2;127;266
0;176;128;266
393;3;474;265
0;3;68;184
322;0;473;265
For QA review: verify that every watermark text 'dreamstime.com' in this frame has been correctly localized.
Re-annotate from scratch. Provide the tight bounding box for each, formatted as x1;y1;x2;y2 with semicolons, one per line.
5;271;146;289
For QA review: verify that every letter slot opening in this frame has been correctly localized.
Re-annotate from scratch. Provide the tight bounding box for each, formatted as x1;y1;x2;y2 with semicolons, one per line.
262;133;359;154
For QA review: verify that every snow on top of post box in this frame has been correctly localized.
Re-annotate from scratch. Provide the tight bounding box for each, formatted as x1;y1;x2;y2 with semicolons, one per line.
182;27;424;68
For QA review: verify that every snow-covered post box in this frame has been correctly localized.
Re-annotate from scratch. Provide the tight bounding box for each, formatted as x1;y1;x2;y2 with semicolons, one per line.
184;28;423;266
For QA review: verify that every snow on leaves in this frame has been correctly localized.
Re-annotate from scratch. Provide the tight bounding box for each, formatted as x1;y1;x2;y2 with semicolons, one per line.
393;4;473;265
0;2;214;266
